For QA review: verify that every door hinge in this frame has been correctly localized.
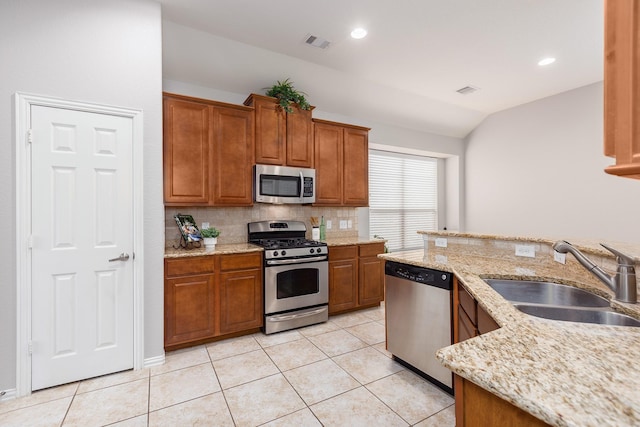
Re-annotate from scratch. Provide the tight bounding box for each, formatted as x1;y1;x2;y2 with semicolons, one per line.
27;129;33;144
28;341;33;355
27;235;33;249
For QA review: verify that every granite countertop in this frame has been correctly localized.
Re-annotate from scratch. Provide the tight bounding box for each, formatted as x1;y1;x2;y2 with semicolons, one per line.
164;238;385;258
380;248;640;427
164;243;263;258
324;237;386;246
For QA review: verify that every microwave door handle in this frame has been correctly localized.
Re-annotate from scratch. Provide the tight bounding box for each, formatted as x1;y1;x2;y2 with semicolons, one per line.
299;171;304;202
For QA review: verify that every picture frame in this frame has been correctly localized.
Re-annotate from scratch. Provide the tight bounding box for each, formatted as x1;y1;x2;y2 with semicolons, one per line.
174;214;202;243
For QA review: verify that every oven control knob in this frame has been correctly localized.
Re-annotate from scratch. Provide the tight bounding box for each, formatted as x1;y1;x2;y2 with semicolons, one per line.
281;250;286;256
273;251;279;257
317;247;323;253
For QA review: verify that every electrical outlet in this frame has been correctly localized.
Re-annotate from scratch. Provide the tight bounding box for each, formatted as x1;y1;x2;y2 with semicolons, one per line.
326;220;332;229
515;244;536;258
201;222;210;229
554;251;566;264
435;238;448;248
339;220;348;229
347;220;352;229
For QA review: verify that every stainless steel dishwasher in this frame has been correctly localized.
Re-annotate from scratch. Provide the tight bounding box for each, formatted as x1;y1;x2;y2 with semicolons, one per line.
385;261;453;394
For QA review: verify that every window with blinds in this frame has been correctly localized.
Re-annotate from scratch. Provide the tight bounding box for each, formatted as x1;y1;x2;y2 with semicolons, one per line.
369;149;438;251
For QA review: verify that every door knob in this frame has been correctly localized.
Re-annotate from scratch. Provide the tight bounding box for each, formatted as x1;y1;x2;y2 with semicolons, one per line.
108;253;130;262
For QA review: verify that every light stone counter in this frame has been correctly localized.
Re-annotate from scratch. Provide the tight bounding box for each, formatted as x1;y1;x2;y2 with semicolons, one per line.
164;243;263;258
380;243;640;427
324;237;386;247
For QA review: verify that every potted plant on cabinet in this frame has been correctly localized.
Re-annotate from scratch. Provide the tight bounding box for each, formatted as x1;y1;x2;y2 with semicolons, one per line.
201;227;220;251
264;78;311;113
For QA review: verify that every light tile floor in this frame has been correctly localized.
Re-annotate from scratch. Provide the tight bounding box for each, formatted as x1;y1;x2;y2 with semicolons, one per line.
0;305;455;426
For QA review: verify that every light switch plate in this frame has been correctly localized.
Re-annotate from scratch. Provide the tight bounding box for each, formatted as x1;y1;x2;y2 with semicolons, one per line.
339;220;347;229
553;251;566;264
201;222;210;229
515;244;536;258
347;220;352;229
435;238;448;248
326;220;332;229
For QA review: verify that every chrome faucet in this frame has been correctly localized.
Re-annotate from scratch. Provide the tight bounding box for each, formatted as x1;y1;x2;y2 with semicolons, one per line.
552;241;637;304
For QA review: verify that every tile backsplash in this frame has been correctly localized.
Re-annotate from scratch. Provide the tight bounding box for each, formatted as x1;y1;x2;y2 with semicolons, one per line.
165;205;359;247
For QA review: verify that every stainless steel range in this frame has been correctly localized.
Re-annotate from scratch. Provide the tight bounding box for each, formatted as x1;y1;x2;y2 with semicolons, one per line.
248;220;329;334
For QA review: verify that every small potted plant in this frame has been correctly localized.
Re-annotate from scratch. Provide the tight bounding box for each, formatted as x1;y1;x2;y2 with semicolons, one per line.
264;78;311;113
200;227;220;251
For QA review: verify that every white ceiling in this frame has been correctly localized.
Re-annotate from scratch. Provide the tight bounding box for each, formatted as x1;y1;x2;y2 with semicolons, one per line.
158;0;603;138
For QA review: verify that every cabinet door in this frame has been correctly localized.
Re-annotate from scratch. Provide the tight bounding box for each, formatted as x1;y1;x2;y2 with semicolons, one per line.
219;268;263;334
286;106;314;168
163;96;210;205
358;256;384;306
211;106;255;206
253;96;286;165
604;0;640;178
458;306;477;342
314;122;343;205
165;274;216;347
343;127;369;206
329;259;358;313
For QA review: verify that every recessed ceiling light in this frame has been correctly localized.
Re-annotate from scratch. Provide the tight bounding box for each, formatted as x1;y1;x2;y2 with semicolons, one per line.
538;57;556;66
350;28;367;39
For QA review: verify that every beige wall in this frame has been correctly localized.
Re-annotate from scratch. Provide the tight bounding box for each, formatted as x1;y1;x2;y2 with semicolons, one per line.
464;82;640;243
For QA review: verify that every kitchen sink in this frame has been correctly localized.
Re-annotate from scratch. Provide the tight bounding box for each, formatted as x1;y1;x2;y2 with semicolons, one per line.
514;304;640;327
484;279;610;307
483;278;640;327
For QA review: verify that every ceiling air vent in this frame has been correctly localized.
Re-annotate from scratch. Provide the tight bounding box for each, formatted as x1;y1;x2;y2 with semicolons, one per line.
456;85;480;95
304;34;331;49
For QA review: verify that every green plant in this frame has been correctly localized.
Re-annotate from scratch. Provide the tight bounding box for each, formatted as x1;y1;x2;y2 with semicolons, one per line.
264;78;310;113
201;227;220;238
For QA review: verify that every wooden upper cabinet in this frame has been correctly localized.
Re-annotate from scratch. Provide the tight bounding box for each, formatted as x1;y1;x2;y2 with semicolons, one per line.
163;93;254;206
163;96;210;205
343;127;369;206
313;119;370;207
604;0;640;179
244;94;314;168
314;121;344;205
210;105;254;206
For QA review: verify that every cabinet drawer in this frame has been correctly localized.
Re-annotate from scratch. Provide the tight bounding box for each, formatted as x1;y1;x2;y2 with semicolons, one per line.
458;282;477;324
219;252;262;271
359;242;384;258
165;256;215;277
329;245;358;261
478;304;500;335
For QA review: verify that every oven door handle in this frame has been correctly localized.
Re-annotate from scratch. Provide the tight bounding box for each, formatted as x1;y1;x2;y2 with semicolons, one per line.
267;307;328;322
266;256;327;265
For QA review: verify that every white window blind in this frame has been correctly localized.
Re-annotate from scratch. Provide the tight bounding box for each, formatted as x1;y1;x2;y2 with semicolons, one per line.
369;150;438;251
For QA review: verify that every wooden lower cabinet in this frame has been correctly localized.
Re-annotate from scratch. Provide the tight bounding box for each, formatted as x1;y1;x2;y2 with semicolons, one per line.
164;273;216;347
218;253;263;335
460;379;550;427
358;243;385;306
453;279;545;426
164;252;263;350
164;257;217;347
328;246;358;314
329;242;385;314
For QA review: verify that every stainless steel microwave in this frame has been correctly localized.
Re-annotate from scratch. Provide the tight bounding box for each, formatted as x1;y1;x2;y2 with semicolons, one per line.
254;164;316;204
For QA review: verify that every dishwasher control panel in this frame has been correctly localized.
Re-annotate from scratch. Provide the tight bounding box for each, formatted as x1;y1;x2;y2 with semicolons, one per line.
385;261;452;290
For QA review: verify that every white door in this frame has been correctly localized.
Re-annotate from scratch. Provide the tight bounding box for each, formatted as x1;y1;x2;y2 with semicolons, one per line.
30;105;134;390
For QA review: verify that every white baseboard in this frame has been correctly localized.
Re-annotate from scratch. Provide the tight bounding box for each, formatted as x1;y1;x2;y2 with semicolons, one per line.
143;353;165;369
0;388;17;402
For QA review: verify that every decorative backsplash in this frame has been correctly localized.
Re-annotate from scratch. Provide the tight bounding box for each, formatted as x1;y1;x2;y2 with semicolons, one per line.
165;205;359;247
